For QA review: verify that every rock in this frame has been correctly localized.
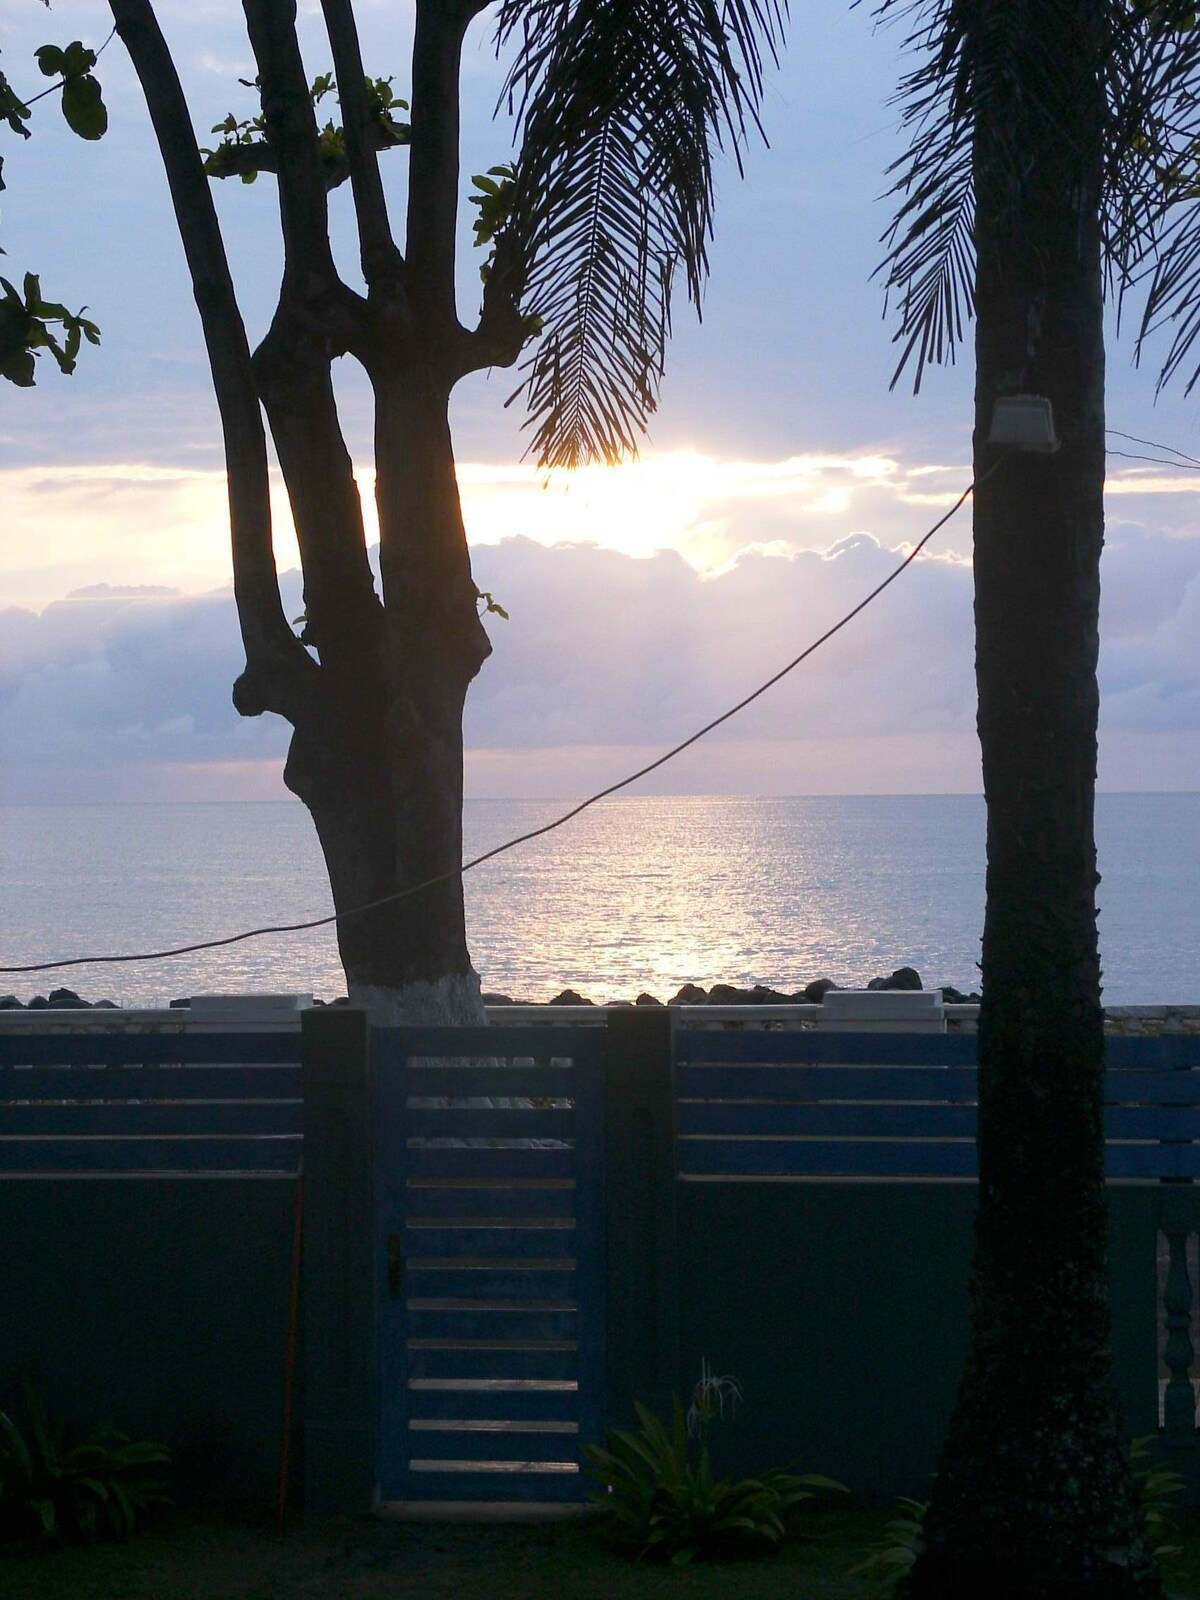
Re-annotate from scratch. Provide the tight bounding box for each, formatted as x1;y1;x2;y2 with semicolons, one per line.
0;995;23;1009
939;985;979;1004
27;995;49;1010
48;987;83;1006
867;967;923;992
803;978;838;1003
635;992;664;1006
169;998;191;1009
93;999;118;1008
706;983;743;1005
750;984;793;1005
482;993;516;1006
48;996;89;1008
548;989;593;1006
707;983;791;1006
669;983;709;1006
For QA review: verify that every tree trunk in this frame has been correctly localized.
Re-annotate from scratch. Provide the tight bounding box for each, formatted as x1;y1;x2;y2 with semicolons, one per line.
282;369;491;1026
286;690;486;1025
905;3;1161;1596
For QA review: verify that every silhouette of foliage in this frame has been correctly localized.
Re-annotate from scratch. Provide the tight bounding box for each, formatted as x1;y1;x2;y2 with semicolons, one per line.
497;0;788;466
870;0;1200;394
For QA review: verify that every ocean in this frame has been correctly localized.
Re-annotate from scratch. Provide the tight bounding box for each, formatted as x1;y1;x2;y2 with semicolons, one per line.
0;795;1196;1008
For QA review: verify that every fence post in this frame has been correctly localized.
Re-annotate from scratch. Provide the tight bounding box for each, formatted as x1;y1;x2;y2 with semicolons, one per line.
604;1005;680;1428
301;1007;377;1512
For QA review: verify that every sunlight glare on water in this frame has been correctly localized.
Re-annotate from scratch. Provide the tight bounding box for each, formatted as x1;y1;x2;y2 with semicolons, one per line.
0;795;1196;1007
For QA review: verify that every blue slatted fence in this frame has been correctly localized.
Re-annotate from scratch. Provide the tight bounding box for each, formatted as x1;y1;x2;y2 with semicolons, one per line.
375;1026;606;1504
0;1032;302;1175
675;1029;1200;1179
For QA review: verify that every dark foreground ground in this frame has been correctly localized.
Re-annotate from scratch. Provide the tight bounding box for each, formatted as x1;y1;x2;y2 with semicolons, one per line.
3;1507;1200;1600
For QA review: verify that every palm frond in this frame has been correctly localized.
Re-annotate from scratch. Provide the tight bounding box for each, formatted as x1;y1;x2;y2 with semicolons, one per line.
873;0;973;391
875;0;1187;393
1117;11;1200;393
496;0;787;468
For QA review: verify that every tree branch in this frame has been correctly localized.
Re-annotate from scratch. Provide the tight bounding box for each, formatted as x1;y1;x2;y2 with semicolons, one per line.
106;0;313;721
319;0;405;293
239;2;384;682
406;0;468;327
242;0;339;290
252;311;385;679
459;231;531;375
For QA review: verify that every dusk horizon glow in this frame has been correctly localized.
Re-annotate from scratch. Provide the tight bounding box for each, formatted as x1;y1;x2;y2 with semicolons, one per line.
4;0;1200;803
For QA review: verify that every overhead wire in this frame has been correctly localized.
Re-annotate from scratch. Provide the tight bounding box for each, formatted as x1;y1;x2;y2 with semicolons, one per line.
11;422;1199;982
0;460;1006;977
1106;428;1200;468
1107;448;1200;471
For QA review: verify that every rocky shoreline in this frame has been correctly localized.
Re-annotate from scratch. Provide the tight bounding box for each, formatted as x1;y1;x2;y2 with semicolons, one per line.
0;967;982;1011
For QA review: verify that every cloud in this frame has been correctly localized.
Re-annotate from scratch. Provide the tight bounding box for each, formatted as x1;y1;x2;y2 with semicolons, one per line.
6;448;1198;617
2;530;1198;802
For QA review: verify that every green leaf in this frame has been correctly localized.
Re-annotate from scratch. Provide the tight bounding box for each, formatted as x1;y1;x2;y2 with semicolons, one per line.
0;1408;34;1478
35;44;66;77
0;71;32;138
61;74;107;140
31;1496;57;1535
61;41;98;78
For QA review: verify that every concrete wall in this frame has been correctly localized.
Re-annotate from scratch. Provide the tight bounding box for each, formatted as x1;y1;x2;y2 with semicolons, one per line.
2;1007;1194;1513
0;1178;300;1502
672;1182;1163;1501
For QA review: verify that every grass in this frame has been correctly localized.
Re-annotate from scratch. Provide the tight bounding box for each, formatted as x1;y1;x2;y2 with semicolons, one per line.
0;1504;887;1600
2;1505;1200;1599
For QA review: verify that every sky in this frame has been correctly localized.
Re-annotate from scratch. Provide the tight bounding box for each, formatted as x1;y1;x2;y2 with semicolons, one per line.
3;0;1200;802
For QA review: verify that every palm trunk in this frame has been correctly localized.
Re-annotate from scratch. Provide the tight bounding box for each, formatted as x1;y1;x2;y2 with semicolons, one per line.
906;2;1160;1594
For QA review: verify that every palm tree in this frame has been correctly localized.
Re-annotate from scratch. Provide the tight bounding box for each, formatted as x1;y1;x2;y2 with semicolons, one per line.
103;0;786;1020
872;0;1200;1592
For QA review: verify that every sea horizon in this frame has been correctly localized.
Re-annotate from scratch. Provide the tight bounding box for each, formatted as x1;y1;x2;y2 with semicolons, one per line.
5;788;1198;803
2;794;1197;1010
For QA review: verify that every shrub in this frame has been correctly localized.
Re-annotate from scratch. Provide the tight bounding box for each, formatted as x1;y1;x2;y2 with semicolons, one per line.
850;1497;928;1594
852;1436;1186;1594
585;1364;846;1565
0;1379;171;1547
1130;1434;1184;1562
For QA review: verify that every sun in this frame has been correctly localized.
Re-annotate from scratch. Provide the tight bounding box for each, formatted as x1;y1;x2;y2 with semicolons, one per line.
456;449;903;572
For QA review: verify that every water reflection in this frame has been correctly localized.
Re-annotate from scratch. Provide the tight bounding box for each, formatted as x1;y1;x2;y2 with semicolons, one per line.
1;795;1194;1007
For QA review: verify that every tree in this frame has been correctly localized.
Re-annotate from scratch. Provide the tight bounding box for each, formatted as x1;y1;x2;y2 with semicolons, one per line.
89;0;785;1021
874;0;1200;1593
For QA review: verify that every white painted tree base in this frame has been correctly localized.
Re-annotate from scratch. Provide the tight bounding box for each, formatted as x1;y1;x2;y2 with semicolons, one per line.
348;972;488;1027
347;972;549;1127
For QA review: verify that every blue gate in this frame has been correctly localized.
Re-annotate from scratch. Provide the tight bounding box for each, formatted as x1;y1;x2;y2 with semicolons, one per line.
375;1025;607;1504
